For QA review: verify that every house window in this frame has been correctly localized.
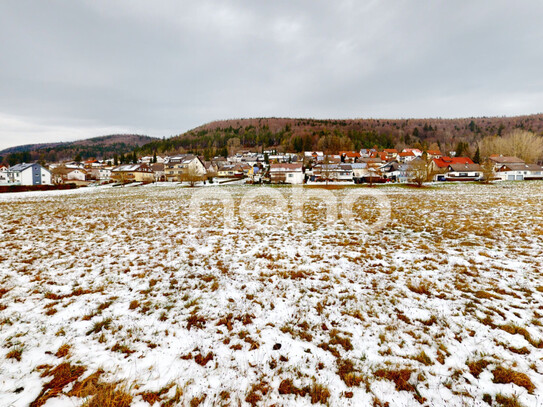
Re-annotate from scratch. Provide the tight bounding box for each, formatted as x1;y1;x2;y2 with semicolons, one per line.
459;173;467;177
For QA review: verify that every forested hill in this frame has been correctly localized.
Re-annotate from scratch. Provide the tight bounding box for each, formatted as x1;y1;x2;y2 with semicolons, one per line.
137;115;543;159
0;134;157;165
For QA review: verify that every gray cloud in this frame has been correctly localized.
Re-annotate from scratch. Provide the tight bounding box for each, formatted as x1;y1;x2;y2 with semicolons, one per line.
1;0;542;150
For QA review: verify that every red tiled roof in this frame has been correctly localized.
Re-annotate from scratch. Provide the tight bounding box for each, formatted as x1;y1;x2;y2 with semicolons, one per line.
340;151;361;158
433;156;473;168
426;150;442;155
399;151;415;157
371;152;388;160
383;149;398;154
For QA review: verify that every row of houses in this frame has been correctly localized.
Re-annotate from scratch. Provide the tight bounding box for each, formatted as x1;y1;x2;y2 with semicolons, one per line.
2;149;542;187
268;154;543;184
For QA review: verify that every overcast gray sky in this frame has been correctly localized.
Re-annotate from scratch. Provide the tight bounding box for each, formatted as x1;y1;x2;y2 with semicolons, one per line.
1;0;542;150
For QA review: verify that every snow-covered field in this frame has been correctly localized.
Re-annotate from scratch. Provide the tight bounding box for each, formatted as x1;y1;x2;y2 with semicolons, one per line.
1;183;542;407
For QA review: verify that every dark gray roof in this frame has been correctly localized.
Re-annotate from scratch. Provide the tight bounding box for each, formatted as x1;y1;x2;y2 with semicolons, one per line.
8;163;37;172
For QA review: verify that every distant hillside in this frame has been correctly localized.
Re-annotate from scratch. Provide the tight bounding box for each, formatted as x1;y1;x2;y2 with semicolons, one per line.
0;134;157;165
136;114;543;160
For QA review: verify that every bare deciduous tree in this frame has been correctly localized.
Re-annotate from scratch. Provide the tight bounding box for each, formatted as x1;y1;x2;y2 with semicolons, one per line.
481;159;495;184
180;165;205;187
408;158;430;187
479;130;543;163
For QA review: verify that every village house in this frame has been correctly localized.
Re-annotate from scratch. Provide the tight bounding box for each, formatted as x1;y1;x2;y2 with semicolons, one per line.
444;163;482;181
310;163;354;182
303;151;323;165
51;166;88;184
339;151;361;163
164;155;207;182
111;164;154;183
141;155;166;164
426;150;442;159
489;155;525;171
212;156;228;167
64;161;86;169
5;163;52;186
228;151;257;164
370;151;389;161
89;167;112;181
398;151;416;163
496;163;543;181
381;162;408;183
0;165;8;184
430;156;474;175
247;165;263;183
352;162;385;183
83;159;105;169
269;163;304;184
267;152;298;164
383;149;399;160
150;163;165;182
402;148;423;157
359;148;378;158
204;161;219;176
316;154;342;164
217;164;245;178
350;163;369;183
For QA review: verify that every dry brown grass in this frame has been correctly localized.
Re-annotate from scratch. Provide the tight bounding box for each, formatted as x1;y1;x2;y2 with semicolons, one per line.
245;381;269;406
492;366;535;393
467;359;490;378
374;368;415;392
499;323;543;348
55;344;70;358
0;287;9;299
406;279;433;296
374;368;425;403
337;359;365;387
31;363;87;407
186;312;206;330
412;350;432;366
194;352;214;366
277;378;331;404
6;347;23;362
81;384;132;407
495;394;525;407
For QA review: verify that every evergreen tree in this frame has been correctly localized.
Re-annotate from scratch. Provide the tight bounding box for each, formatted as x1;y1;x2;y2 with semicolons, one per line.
114;154;119;166
455;141;469;157
473;146;481;163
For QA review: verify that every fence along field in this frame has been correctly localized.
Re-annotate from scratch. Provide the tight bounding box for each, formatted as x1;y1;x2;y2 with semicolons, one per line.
0;183;542;406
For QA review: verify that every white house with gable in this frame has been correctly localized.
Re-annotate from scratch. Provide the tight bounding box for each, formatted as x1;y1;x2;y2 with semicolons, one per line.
5;163;52;186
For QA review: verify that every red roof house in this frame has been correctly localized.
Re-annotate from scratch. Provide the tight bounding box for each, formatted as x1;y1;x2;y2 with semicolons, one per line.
431;156;473;172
